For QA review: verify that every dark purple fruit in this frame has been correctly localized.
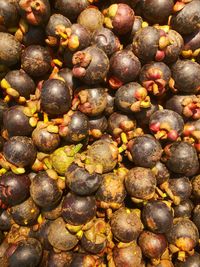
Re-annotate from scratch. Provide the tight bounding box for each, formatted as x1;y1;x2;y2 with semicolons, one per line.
32;123;60;153
55;0;90;22
21;25;46;46
152;161;170;185
3;136;37;168
56;68;80;96
92;27;121;57
65;163;102;196
72;46;109;85
112;242;143;267
42;199;62;220
95;172;126;209
171;60;200;94
89;116;108;139
149;109;184;141
166;95;200;121
111;207;143;242
30;171;62;208
29;219;52;250
127;135;162;168
167;218;199;253
70;253;101;267
0;210;12;231
171;0;200;35
108;50;141;89
163;142;199;176
0;0;19;30
135;101;159;127
66;23;91;52
81;218;107;254
45;13;71;46
163;30;184;64
2;69;35;99
132;26;160;63
115;82;151;113
0;172;30;207
104;91;115;117
142;200;173;234
3;106;33;137
103;3;135;35
72;87;108;117
21;45;52;77
125;167;156;201
10;197;40;226
122;17;143;46
0;99;8;126
62;192;96;225
133;27;183;63
46;13;71;36
174;200;194;219
77;6;104;32
139;62;171;96
141;0;173;24
0;32;21;67
6;238;42;267
59;111;89;143
41;79;71;116
182;29;200;58
175;252;200;267
139;231;168;260
166;177;192;204
47;217;79;251
19;0;50;26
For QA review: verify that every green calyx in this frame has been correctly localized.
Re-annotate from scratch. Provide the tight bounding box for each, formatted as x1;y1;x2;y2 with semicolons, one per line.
50;144;83;175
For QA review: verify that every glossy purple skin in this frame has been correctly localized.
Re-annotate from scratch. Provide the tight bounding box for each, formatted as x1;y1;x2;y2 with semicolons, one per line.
62;192;96;225
66;163;102;196
30;171;62;209
3;106;33;137
142;200;173;234
108;3;135;35
165;142;199;176
4;69;35;99
92;27;120;57
3;136;37;167
46;13;71;37
7;238;43;267
41;79;71;116
171;60;200;94
132;26;160;63
109;50;141;84
141;0;173;24
0;172;31;207
128;135;162;168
